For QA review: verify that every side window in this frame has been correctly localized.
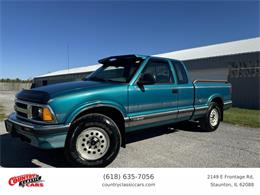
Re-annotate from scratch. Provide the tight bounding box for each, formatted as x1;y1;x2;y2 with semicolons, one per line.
172;60;188;84
142;59;173;84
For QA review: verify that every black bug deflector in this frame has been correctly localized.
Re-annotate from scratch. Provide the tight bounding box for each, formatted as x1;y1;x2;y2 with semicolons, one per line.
16;89;50;104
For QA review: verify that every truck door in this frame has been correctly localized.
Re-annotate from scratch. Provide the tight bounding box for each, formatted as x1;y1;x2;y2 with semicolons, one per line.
128;58;178;127
170;60;194;120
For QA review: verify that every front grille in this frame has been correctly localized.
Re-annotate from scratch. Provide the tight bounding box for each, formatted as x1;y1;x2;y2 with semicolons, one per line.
16;111;27;118
15;102;27;109
14;100;30;119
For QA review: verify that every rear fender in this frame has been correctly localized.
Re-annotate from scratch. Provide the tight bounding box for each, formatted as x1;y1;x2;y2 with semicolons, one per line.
207;94;223;106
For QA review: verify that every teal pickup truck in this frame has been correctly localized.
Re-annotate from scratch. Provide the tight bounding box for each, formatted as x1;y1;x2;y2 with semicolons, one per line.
5;54;232;167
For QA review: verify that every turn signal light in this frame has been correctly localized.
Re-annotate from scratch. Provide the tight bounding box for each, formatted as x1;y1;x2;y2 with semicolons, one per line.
42;107;53;121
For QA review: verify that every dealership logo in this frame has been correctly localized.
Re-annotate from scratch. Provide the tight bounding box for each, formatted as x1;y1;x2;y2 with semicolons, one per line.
8;174;44;187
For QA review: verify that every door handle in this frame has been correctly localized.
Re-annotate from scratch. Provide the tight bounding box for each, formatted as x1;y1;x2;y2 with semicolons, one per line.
172;88;178;93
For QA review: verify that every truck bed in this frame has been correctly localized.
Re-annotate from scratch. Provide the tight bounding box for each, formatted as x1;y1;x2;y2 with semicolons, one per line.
192;79;232;119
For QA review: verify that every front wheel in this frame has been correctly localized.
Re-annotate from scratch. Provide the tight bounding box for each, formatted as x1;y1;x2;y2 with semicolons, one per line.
199;102;221;132
65;113;121;167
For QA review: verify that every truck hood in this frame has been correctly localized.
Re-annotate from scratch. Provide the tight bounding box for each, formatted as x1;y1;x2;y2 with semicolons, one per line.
16;80;119;104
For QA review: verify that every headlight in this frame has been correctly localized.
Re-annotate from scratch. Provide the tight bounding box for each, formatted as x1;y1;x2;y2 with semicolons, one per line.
32;106;54;122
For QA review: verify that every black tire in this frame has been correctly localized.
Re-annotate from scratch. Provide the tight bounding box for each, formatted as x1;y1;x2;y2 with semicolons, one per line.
199;102;221;132
65;113;121;167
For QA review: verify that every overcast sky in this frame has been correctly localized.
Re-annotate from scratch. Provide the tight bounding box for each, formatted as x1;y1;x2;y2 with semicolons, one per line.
1;1;259;79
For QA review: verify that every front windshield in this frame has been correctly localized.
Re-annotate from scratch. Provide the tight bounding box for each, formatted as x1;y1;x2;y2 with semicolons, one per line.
85;58;143;83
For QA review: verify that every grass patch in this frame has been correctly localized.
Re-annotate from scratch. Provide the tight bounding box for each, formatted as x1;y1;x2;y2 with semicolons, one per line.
224;107;260;128
0;105;6;121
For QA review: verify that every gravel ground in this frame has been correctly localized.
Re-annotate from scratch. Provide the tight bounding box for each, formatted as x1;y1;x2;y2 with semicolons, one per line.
0;91;259;168
0;91;16;134
0;91;16;120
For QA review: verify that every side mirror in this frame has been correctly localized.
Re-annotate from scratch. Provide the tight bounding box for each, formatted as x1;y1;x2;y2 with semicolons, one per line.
138;73;156;85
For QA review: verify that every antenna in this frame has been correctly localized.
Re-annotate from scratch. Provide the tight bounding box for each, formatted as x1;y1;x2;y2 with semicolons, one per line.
67;44;70;72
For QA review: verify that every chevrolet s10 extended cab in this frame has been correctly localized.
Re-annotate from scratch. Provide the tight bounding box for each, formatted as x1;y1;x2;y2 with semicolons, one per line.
5;54;232;167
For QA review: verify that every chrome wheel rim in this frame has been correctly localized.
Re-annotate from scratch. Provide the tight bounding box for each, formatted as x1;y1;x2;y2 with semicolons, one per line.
76;127;110;160
209;108;219;127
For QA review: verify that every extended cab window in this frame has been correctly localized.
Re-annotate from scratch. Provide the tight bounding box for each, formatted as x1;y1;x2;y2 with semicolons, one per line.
172;60;188;84
142;59;173;84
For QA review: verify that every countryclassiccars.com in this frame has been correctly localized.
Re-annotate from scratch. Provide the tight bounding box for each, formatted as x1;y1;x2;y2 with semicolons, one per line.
5;54;232;167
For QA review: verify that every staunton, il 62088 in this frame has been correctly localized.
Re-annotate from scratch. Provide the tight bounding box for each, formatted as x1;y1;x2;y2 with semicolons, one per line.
5;54;232;167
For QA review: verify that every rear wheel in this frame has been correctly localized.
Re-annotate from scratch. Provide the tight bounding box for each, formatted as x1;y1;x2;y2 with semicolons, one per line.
199;102;221;132
65;113;121;167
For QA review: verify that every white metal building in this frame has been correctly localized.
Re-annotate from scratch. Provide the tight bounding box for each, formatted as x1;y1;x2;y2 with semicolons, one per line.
33;37;260;109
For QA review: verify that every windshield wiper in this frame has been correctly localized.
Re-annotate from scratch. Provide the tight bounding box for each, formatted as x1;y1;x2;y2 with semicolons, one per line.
87;76;107;82
86;76;124;83
105;79;124;83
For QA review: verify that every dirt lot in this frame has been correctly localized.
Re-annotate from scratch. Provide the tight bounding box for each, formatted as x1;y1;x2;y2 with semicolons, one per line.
0;91;259;167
